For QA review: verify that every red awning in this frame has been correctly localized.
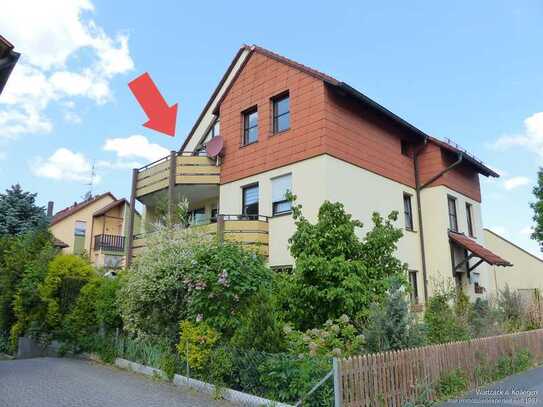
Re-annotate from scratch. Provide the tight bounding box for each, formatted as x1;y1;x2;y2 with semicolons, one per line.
449;231;512;267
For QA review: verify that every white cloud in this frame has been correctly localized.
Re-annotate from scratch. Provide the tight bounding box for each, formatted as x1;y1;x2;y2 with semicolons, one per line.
63;111;82;124
503;176;531;190
520;226;533;236
0;0;134;138
31;148;100;183
493;112;543;158
103;135;169;162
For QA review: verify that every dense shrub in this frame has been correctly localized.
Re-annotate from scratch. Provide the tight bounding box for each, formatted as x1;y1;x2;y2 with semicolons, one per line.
282;198;407;329
285;315;364;358
424;290;470;344
121;225;272;341
436;369;468;400
185;242;272;336
120;227;206;340
63;276;122;350
468;298;501;338
498;285;524;332
0;230;55;349
177;320;220;371
230;290;286;353
39;255;94;336
257;353;332;405
365;277;426;352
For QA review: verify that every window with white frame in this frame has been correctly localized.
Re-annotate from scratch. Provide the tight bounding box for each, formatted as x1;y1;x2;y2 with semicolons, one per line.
74;220;86;236
272;174;292;215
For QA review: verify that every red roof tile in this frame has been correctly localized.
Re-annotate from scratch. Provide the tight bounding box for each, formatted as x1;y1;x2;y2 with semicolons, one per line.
449;231;512;267
50;192;116;226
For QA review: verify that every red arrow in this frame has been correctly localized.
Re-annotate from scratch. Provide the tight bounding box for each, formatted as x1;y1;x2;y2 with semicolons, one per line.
128;72;178;137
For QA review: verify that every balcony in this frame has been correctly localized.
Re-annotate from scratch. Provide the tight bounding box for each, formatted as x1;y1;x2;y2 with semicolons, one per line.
135;151;220;198
94;234;125;253
131;215;269;259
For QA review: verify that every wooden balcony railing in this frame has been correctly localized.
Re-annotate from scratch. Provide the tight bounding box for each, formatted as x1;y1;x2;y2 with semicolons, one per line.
131;215;269;259
94;234;125;253
134;151;220;198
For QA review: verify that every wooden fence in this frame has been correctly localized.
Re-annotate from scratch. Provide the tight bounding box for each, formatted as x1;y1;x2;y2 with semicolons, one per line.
334;329;543;406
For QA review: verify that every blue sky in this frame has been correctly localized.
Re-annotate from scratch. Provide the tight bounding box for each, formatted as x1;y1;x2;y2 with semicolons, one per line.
1;0;542;255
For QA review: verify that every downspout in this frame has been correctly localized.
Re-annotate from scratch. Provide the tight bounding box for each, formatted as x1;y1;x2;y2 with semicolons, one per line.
413;140;429;303
414;145;464;303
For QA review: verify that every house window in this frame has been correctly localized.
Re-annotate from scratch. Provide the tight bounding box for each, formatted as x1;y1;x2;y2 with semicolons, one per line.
409;271;419;304
403;193;414;231
74;220;86;236
189;207;206;225
272;174;292;215
272;93;290;133
466;203;474;237
242;184;259;217
243;107;258;145
448;196;458;232
401;140;410;157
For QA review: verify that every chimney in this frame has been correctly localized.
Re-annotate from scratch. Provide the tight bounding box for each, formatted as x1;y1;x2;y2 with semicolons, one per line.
47;201;54;217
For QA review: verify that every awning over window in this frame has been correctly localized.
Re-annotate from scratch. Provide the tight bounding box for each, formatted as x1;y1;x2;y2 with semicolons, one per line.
449;231;512;267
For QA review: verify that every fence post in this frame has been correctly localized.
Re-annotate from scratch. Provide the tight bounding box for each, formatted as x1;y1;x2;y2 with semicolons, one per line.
185;340;190;378
333;357;342;407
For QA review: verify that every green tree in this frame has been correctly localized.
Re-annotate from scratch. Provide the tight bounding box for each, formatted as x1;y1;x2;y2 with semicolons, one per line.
281;198;407;329
531;168;543;251
0;185;47;236
0;229;54;337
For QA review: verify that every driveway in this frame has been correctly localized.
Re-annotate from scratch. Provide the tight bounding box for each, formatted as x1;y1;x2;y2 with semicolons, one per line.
441;366;543;406
0;357;238;407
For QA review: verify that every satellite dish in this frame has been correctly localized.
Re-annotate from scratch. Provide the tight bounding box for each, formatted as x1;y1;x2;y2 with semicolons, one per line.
207;136;224;158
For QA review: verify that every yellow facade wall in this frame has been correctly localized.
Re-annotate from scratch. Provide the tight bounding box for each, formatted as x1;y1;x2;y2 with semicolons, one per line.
484;228;543;297
219;155;327;267
49;196;133;268
420;185;488;300
49;195;116;258
220;154;425;280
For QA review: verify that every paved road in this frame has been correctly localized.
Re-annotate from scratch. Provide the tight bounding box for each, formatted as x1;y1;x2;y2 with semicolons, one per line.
441;366;543;406
0;357;238;407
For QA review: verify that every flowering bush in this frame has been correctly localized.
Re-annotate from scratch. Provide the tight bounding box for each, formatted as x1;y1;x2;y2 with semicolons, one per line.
121;224;272;341
284;315;364;358
120;226;211;340
184;242;272;336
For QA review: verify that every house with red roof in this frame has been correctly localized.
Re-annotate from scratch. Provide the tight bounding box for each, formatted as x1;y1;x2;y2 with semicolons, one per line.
122;45;535;307
49;193;141;269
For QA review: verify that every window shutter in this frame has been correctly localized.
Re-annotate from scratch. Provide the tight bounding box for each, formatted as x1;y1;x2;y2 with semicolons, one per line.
272;174;292;203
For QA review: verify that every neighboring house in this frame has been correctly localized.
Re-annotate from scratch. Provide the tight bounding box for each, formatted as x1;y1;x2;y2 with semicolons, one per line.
0;35;20;95
484;228;543;301
125;44;515;306
49;193;141;269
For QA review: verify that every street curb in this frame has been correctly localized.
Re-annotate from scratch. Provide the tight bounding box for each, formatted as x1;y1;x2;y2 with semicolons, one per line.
114;357;293;407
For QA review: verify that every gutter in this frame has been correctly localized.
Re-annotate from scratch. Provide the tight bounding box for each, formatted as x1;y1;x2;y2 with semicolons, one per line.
414;146;464;303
